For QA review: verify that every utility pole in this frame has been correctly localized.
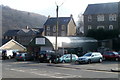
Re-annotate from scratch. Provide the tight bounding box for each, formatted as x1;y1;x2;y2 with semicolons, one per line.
54;5;58;63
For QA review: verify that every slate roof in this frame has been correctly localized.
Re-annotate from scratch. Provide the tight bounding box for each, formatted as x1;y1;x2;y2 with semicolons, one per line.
4;30;20;36
17;28;40;35
84;2;118;15
44;17;72;26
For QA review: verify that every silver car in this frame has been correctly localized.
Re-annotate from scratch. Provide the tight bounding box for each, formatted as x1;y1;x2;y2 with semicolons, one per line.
76;52;103;64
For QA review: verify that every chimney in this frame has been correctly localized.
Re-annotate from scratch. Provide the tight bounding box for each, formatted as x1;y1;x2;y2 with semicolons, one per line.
26;26;29;29
70;14;73;18
48;15;50;18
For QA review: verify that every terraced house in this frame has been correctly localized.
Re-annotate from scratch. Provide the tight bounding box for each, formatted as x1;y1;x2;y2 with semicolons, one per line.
83;2;120;35
43;15;76;36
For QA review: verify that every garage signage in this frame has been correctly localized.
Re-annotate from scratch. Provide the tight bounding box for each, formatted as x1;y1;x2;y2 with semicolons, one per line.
35;38;45;45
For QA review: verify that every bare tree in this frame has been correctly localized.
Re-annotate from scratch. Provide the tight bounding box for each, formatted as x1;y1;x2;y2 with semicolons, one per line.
77;13;84;36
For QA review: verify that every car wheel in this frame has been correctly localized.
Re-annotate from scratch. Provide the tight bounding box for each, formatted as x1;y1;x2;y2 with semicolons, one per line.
23;58;26;61
88;59;91;64
99;58;102;63
8;55;11;59
62;60;66;63
75;61;79;64
115;58;118;61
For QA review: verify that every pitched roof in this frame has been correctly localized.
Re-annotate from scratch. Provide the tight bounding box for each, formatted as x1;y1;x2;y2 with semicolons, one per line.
17;28;40;35
44;17;72;26
4;30;20;36
0;39;26;51
84;2;118;15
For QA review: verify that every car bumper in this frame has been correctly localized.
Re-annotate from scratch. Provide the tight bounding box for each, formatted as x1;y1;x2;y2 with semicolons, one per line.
76;60;88;63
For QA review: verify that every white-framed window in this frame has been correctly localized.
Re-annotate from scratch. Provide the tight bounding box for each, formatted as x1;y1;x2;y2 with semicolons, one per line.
61;25;65;30
97;26;104;29
88;25;92;30
53;33;56;36
109;25;114;30
61;31;66;36
97;15;104;21
109;14;117;21
53;25;56;32
88;15;92;22
46;25;50;31
46;32;50;36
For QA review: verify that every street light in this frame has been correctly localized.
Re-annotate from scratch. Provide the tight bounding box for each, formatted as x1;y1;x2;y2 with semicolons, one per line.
55;5;58;58
55;1;64;61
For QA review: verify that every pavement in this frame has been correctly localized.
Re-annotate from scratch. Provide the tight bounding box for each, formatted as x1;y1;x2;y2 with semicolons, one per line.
47;62;120;72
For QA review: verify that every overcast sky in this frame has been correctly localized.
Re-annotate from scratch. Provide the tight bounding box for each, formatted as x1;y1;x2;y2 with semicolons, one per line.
1;0;120;21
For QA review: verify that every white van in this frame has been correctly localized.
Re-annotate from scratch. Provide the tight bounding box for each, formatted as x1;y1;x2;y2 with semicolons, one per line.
2;50;14;59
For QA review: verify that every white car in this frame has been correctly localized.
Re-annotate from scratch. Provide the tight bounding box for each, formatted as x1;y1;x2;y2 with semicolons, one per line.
76;52;103;64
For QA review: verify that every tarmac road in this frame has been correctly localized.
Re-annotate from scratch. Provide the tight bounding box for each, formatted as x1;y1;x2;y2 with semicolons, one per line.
1;59;120;79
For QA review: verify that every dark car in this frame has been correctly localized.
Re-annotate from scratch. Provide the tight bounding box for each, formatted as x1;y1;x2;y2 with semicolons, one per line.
103;51;119;61
15;53;34;61
117;51;120;61
38;50;57;63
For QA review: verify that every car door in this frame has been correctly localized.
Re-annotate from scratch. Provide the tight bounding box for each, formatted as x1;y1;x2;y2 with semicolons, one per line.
65;55;71;62
91;53;98;62
72;55;76;62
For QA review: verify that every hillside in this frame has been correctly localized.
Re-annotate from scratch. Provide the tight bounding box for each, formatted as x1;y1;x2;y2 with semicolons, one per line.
1;5;47;34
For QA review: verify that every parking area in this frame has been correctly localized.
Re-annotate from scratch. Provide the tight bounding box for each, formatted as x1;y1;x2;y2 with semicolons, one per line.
2;59;120;72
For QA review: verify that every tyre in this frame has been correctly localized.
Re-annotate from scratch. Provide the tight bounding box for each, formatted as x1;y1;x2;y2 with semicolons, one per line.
62;60;66;63
75;61;79;64
8;55;11;59
87;59;91;64
99;58;102;63
115;58;118;61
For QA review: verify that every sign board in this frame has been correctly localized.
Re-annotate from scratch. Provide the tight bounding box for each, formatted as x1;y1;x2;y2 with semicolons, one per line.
35;38;45;45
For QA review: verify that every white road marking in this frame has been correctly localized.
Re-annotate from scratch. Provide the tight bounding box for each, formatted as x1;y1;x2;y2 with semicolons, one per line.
6;68;81;78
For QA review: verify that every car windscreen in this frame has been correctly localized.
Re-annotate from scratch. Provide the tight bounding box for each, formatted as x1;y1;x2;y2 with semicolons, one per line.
83;53;92;56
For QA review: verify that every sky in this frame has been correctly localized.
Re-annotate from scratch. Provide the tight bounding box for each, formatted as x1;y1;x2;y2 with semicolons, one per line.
1;0;120;22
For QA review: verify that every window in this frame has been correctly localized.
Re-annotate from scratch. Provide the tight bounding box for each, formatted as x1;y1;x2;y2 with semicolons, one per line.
88;25;92;30
46;32;50;36
109;25;113;30
88;15;92;22
53;33;56;36
61;31;66;36
97;26;104;29
97;15;104;21
109;14;117;21
53;26;56;32
46;25;50;31
61;25;65;30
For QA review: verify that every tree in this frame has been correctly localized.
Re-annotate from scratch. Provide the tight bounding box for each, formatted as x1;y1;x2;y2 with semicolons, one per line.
76;13;84;36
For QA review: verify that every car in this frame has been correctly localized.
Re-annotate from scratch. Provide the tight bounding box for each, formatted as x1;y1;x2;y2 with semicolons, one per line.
75;52;103;64
38;50;57;63
15;53;34;61
118;51;120;61
102;51;119;61
58;54;78;63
